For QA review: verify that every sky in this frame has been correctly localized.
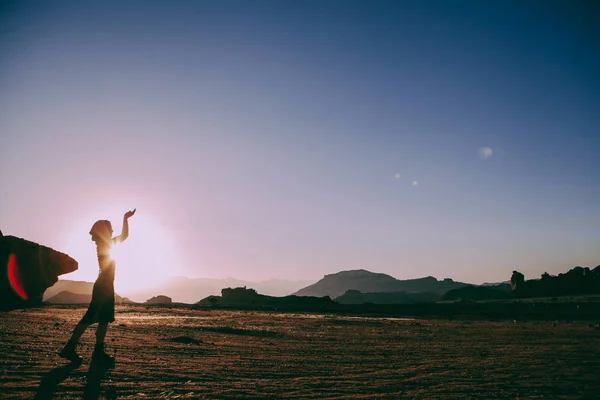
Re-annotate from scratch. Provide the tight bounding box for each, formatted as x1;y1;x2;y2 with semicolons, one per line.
1;1;599;290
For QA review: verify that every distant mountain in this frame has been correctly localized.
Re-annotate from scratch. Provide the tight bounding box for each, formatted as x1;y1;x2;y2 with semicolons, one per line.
45;290;130;304
481;281;510;286
293;269;468;299
145;295;172;305
481;282;512;292
124;276;314;303
44;280;97;301
46;291;93;304
43;280;131;303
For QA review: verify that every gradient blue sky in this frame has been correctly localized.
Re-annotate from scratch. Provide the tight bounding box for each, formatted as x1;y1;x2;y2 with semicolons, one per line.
1;1;599;285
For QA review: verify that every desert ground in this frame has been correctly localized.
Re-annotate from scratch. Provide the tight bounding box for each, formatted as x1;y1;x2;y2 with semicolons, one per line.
1;305;599;399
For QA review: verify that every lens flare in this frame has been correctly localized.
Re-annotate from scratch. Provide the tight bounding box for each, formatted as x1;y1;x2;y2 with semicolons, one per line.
7;253;28;300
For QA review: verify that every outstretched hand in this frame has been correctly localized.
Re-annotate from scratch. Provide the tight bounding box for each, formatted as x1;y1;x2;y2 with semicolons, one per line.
124;209;136;219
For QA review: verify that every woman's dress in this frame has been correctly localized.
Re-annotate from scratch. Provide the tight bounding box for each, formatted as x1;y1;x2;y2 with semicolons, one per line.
80;252;115;324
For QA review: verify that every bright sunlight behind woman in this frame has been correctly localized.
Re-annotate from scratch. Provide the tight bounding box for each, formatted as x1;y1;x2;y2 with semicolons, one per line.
63;209;182;297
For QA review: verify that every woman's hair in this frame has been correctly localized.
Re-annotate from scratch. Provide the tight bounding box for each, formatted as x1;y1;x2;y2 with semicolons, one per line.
90;220;113;243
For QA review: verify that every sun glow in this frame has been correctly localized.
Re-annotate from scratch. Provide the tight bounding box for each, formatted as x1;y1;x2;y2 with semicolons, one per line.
63;209;182;298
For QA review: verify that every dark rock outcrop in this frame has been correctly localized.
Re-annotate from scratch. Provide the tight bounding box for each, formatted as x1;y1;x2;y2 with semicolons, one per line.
196;286;335;308
145;295;173;305
511;271;525;291
1;233;78;310
511;266;600;298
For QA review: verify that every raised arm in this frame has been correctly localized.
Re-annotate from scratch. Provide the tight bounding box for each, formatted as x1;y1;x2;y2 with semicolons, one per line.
113;209;136;244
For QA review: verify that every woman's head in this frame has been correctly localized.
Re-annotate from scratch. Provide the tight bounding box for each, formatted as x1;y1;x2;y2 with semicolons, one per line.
90;220;113;244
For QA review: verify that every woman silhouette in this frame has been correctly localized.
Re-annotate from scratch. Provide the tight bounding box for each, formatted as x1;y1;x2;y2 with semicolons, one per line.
60;209;136;362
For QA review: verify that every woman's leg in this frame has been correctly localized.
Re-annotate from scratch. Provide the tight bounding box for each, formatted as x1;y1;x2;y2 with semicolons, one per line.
68;321;91;344
95;322;108;346
59;320;91;360
92;322;114;362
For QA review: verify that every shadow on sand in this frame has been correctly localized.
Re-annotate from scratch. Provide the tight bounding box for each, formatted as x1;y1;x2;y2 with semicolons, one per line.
34;358;115;400
34;359;82;400
83;358;116;400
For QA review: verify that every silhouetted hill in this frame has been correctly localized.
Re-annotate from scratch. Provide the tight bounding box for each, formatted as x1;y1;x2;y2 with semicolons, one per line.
335;289;440;304
44;280;95;300
45;290;130;304
196;287;335;308
481;281;510;287
145;295;172;305
46;291;92;304
293;269;468;298
511;266;600;298
125;276;314;303
44;280;130;303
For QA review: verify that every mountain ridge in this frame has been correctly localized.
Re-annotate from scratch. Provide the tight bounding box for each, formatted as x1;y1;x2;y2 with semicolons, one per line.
45;290;130;304
293;269;468;298
48;277;314;303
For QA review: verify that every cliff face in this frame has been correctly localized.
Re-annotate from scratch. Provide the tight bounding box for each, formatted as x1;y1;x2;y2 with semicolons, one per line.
0;232;78;310
511;266;600;298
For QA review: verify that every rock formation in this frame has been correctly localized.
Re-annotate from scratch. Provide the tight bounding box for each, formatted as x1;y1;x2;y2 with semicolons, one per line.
1;232;78;310
196;286;335;308
511;266;600;298
145;295;173;305
510;271;525;291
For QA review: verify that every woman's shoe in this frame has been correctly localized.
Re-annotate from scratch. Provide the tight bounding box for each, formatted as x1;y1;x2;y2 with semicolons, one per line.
92;344;115;365
59;341;82;362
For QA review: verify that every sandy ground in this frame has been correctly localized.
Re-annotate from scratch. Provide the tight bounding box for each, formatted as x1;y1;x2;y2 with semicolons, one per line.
1;305;599;399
